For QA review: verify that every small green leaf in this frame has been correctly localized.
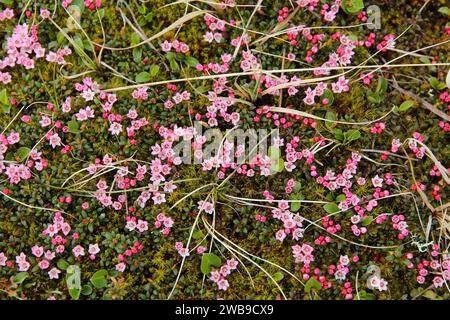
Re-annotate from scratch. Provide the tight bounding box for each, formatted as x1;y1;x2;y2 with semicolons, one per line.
438;7;450;16
0;89;11;113
429;77;446;90
345;129;361;143
0;89;9;105
341;0;364;14
135;72;151;83
184;56;200;67
376;77;388;94
133;48;142;64
273;272;284;282
149;64;160;78
334;129;344;142
268;146;281;159
91;269;108;279
15;147;31;162
81;285;93;295
192;230;204;240
90;277;108;289
336;194;346;202
57;259;69;270
68;119;80;133
130;33;141;45
13;272;29;285
200;253;221;275
361;216;373;226
69;288;81;300
367;92;382;104
305;278;322;293
324;111;336;127
397;100;414;112
324;203;339;214
423;290;437;300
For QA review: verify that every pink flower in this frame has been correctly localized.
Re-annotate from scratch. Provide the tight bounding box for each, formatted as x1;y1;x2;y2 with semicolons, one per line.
72;245;85;257
115;262;126;272
39;260;50;270
108;122;122;135
48;268;61;279
217;278;229;291
0;252;8;266
196;246;207;254
88;244;100;255
31;245;44;258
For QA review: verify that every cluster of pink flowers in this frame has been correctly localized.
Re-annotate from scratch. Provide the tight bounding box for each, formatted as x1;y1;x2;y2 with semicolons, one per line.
1;134;46;185
198;200;214;214
358;11;368;22
406;132;426;159
292;243;314;266
62;0;73;8
331;76;350;94
132;86;149;100
431;185;442;201
296;0;319;12
116;241;144;272
0;8;14;21
154;212;174;236
320;1;342;22
286;25;325;47
340;282;354;299
2;212;90;279
254;212;267;222
46;47;72;65
415;247;449;288
240;50;260;71
370;122;386;134
74;77;101;102
429;164;442;178
368;274;388;291
160;40;190;53
315;152;362;191
391;215;409;240
192;79;240;127
376;34;396;52
203;14;226;43
322;216;342;235
1;24;45;83
359;72;375;86
272;200;305;242
276;7;289;22
84;0;101;11
334;255;350;281
15;252;31;271
217;0;235;9
195;53;231;74
254;105;314;129
363;32;377;48
230;33;250;47
209;259;238;291
315;34;357;76
164;90;190;108
125;216;149;233
303;82;328;105
175;242;190;258
314;235;332;246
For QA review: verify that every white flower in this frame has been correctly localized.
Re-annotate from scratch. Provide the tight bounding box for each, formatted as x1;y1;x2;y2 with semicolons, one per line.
108;122;122;135
49;133;62;149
